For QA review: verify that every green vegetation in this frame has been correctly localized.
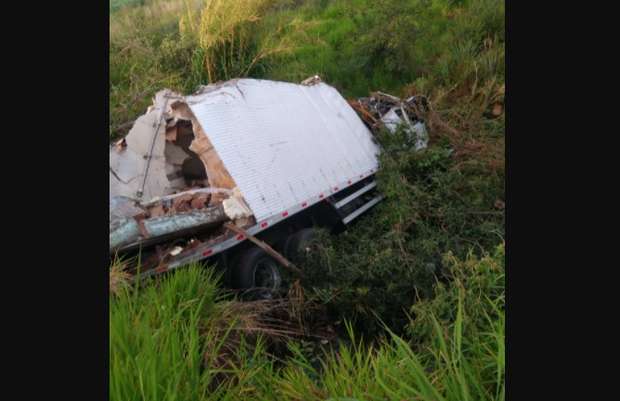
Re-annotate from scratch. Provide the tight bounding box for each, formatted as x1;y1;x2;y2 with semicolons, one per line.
110;0;505;399
110;0;145;14
302;136;504;336
110;0;504;136
111;246;504;400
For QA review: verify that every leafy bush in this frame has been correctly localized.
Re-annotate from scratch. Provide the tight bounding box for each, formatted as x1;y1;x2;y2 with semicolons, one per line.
299;126;504;336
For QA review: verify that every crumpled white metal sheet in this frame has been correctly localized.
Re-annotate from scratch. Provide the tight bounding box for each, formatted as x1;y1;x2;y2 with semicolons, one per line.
109;104;169;202
186;79;380;222
381;107;429;151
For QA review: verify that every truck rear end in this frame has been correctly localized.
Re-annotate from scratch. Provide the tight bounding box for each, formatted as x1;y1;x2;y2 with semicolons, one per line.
110;78;387;290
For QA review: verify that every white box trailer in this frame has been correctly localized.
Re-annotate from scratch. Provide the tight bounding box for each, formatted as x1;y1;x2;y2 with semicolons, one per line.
110;78;384;290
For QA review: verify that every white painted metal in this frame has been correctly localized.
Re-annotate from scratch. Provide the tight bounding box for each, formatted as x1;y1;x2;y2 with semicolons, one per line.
186;79;380;223
161;173;379;275
334;181;377;209
342;195;385;225
381;107;429;151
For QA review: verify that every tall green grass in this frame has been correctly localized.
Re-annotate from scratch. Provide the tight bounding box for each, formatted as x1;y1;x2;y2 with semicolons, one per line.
110;247;504;400
261;0;504;97
110;266;221;400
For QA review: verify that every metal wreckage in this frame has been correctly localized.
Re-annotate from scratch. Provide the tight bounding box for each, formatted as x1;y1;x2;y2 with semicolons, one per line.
110;76;428;290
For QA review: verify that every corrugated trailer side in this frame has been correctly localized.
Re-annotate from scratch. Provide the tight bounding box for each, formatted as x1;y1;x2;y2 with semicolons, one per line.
186;79;380;224
115;79;384;290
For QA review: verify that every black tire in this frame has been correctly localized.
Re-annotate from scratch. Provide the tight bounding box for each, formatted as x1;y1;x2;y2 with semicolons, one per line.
231;246;282;291
284;228;316;263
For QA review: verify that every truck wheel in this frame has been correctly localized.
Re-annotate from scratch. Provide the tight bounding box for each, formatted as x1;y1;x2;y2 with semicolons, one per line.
232;246;282;292
284;228;316;263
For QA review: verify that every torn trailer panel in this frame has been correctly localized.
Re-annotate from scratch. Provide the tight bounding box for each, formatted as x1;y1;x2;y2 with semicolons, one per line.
109;193;252;251
109;90;237;204
110;79;380;217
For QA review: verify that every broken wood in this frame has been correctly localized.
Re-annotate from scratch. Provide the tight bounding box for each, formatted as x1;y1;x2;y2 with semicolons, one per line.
349;100;378;126
224;223;305;279
169;101;238;195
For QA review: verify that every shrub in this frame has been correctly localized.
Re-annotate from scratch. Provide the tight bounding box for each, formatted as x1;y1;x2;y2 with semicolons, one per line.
299;126;504;337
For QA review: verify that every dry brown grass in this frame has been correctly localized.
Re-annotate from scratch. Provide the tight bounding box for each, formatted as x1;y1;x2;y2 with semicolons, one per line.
201;293;335;391
403;79;505;175
180;0;297;82
110;260;132;296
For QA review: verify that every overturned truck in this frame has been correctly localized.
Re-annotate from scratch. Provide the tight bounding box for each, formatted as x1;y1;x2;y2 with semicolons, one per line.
110;78;393;291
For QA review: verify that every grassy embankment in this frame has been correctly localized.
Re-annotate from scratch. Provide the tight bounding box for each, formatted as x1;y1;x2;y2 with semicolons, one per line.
110;1;505;399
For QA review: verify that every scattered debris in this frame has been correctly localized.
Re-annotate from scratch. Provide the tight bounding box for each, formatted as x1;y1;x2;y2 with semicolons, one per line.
110;184;255;252
351;92;430;151
110;205;230;251
222;188;253;223
169;246;184;257
110;196;146;222
301;75;322;86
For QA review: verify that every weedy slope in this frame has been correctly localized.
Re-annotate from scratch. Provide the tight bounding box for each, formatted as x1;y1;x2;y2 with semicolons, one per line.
110;0;505;399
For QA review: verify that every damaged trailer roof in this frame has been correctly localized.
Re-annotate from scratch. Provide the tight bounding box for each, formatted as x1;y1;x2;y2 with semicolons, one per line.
110;78;380;223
